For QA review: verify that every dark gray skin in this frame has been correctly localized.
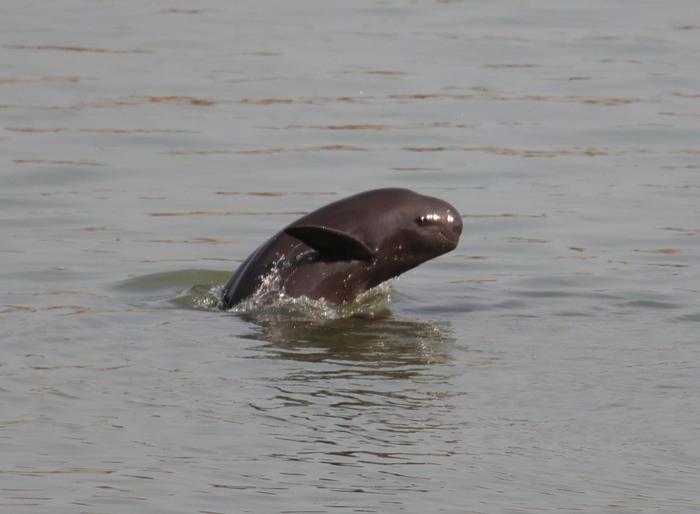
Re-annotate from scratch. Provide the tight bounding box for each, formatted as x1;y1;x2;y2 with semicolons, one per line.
221;188;462;309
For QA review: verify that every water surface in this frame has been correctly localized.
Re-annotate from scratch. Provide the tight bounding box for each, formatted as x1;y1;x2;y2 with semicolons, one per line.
2;1;700;512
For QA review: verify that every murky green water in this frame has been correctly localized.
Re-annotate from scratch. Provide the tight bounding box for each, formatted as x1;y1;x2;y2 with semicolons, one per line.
2;1;699;512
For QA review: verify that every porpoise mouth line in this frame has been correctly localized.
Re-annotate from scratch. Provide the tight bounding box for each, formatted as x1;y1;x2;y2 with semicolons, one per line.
438;231;460;246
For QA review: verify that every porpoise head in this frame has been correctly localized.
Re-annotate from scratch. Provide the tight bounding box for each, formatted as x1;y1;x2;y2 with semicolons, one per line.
284;188;462;285
365;189;462;280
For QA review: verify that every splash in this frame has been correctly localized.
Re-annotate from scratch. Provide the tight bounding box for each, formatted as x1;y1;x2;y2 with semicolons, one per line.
172;284;223;310
226;283;394;320
213;255;393;319
223;263;394;320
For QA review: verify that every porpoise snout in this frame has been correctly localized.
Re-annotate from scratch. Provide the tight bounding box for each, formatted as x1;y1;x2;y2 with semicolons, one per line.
450;208;463;238
441;205;462;247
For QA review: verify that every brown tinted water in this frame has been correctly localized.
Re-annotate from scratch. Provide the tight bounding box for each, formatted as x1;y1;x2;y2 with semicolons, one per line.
1;1;699;512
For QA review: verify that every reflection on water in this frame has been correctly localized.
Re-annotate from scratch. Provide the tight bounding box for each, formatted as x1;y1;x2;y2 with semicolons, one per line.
235;312;464;468
240;313;455;369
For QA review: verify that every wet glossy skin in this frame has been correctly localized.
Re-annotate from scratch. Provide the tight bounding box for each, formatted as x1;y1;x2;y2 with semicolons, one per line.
221;188;462;308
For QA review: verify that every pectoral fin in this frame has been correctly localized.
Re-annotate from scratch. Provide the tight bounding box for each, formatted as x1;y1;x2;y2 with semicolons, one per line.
284;224;375;260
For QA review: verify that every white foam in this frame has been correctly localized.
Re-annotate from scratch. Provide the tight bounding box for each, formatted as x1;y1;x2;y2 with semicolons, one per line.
224;273;395;320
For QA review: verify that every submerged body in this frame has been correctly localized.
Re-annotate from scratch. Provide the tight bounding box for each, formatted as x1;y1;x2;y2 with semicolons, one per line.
221;188;462;309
